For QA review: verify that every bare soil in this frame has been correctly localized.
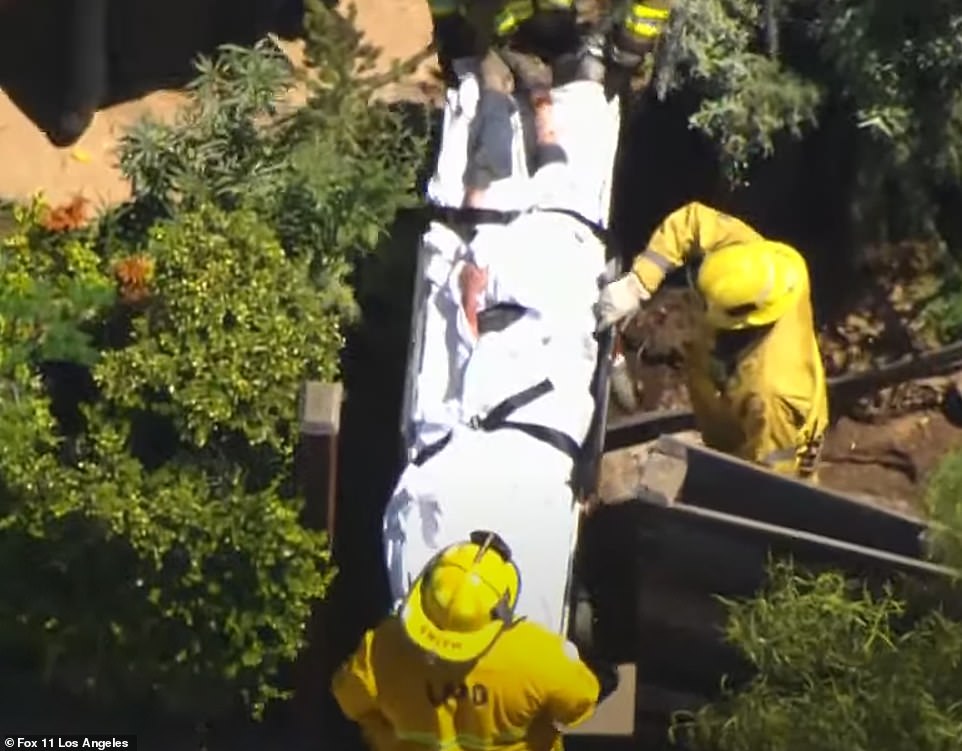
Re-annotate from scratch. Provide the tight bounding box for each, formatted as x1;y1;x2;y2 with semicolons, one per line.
818;411;962;516
610;277;962;516
0;0;438;206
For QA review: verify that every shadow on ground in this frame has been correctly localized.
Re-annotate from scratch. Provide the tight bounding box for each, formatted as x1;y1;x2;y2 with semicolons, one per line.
0;0;311;146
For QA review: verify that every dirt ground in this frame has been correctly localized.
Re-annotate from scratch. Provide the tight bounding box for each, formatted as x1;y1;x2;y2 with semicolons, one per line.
0;0;437;206
608;285;962;516
3;1;960;515
819;411;962;515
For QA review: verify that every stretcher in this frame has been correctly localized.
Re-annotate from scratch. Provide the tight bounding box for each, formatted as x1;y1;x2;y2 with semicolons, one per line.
386;68;623;641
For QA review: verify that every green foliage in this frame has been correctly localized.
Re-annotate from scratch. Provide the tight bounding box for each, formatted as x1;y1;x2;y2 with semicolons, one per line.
0;196;336;720
0;429;332;719
117;6;426;311
0;199;113;494
285;0;428;284
95;205;341;456
654;0;821;182
0;199;14;238
0;0;425;722
925;450;962;574
0;200;114;370
922;269;962;343
116;40;297;216
811;2;962;240
672;561;962;751
653;0;962;241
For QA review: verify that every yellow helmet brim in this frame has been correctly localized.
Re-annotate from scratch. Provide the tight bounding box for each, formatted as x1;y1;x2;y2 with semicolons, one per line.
400;574;507;663
703;291;797;330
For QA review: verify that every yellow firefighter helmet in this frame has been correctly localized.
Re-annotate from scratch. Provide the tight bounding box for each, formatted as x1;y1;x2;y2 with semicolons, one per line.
695;240;808;330
400;531;521;663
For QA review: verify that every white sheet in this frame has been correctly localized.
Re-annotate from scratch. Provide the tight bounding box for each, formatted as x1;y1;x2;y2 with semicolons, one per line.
384;429;582;634
410;76;622;452
387;69;623;634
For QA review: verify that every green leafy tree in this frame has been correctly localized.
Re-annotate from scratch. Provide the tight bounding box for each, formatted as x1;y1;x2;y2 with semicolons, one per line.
648;0;962;342
810;1;962;242
653;0;821;183
653;1;962;233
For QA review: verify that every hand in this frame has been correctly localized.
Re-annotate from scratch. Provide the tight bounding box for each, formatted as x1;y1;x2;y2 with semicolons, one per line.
594;272;650;332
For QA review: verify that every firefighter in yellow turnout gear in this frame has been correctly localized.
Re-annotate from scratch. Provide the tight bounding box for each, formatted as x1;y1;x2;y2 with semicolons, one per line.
332;531;612;751
426;0;673;86
596;202;830;480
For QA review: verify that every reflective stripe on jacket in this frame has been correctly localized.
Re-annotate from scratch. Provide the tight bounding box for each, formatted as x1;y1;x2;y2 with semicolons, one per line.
622;1;671;40
493;0;574;35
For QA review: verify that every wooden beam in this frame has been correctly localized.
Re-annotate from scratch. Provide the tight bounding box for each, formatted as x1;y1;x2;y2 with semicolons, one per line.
292;380;344;740
297;381;344;540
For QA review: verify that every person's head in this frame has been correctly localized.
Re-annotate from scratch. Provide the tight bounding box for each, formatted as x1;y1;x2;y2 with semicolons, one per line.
692;240;808;332
399;530;521;664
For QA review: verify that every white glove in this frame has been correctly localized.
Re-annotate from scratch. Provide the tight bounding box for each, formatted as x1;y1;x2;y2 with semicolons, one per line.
594;272;651;331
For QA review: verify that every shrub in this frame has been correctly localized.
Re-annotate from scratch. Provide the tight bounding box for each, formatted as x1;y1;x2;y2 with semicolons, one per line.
653;0;822;182
654;0;962;250
672;561;962;751
0;198;335;718
924;449;962;577
115;5;426;314
95;204;342;459
0;0;426;721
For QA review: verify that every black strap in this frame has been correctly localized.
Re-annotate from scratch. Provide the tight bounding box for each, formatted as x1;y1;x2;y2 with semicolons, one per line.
427;205;522;228
494;420;581;460
474;378;554;429
412;378;579;466
425;204;613;260
425;205;523;244
412;432;453;467
536;207;610;246
426;205;605;241
477;302;529;335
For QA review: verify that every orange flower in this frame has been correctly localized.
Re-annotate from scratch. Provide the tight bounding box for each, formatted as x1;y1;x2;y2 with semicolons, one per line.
40;195;90;232
113;254;156;305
